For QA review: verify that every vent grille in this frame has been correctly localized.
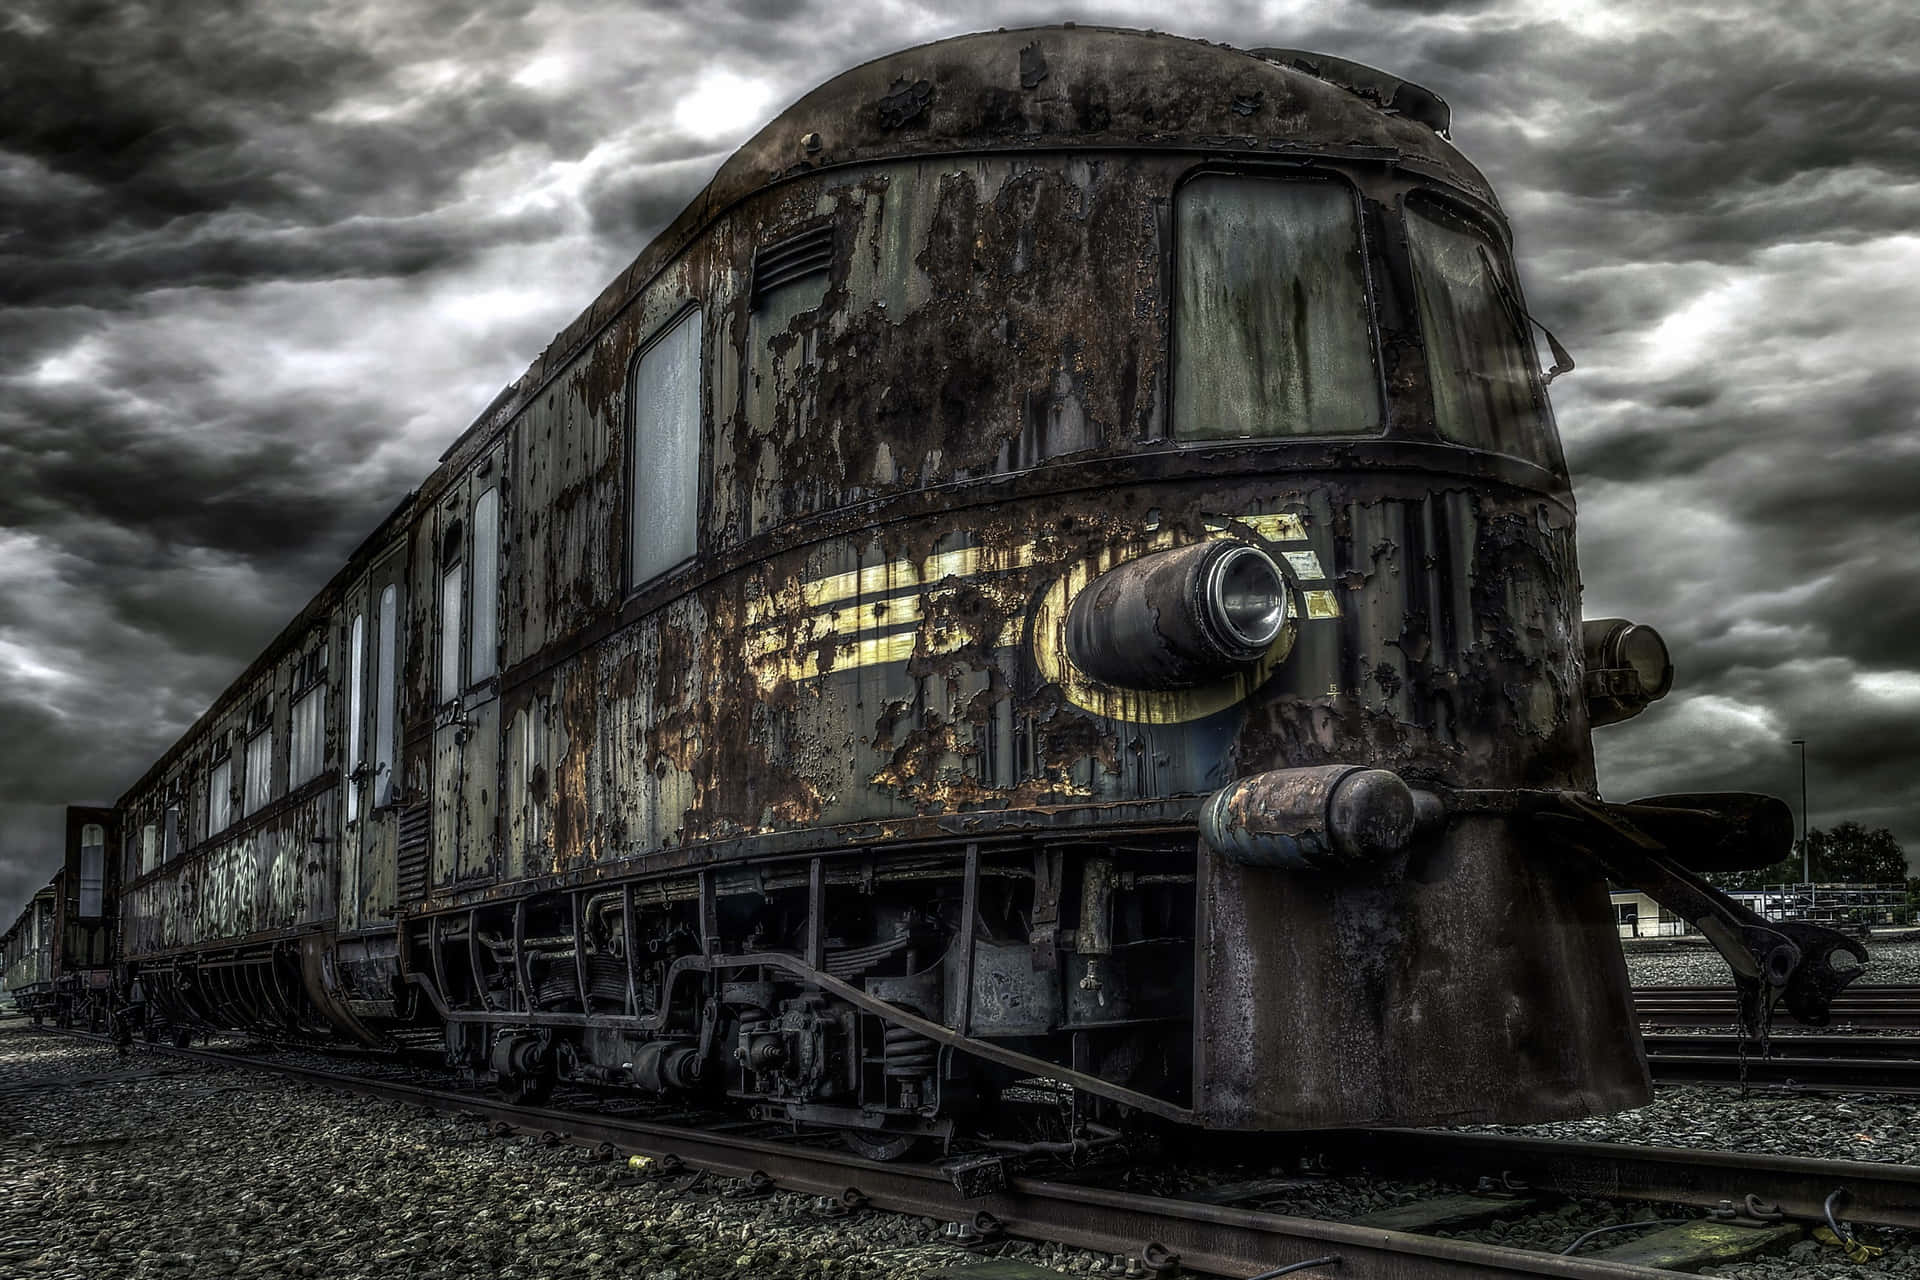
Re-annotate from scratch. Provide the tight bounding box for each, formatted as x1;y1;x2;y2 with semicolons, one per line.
750;226;834;306
395;803;431;903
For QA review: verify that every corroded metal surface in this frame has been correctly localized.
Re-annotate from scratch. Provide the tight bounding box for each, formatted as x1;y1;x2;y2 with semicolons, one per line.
94;27;1676;1129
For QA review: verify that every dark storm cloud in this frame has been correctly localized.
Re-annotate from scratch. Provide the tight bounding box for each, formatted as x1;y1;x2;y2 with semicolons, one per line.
1307;0;1920;861
0;357;401;554
3;0;1919;927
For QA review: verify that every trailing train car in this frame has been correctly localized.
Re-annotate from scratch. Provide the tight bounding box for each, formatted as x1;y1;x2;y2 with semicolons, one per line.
106;28;1862;1149
2;813;119;1028
55;807;120;1031
3;882;57;1023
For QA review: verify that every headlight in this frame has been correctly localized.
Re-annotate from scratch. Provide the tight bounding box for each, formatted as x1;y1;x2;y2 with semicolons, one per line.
1066;541;1290;689
1205;544;1290;654
1583;618;1674;727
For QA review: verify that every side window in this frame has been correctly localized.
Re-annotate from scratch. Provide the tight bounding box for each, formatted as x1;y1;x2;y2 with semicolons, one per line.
439;521;464;704
346;612;365;823
1174;175;1380;441
374;584;399;806
1402;197;1558;469
140;823;157;876
162;806;180;862
208;755;233;837
289;643;327;788
628;308;703;588
78;824;105;917
469;488;499;684
244;719;273;816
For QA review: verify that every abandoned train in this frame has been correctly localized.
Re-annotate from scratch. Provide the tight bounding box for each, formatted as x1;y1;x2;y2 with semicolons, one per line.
2;811;116;1028
27;27;1868;1149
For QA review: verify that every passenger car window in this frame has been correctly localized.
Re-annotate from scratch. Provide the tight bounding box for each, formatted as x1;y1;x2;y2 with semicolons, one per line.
1174;176;1380;440
346;612;365;823
1403;199;1557;468
207;756;232;836
244;726;273;815
375;584;399;806
469;487;500;684
78;825;105;917
290;643;327;787
439;520;463;705
629;309;702;588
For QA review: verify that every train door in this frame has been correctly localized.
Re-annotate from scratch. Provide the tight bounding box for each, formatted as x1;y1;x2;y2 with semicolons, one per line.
346;541;409;927
431;447;506;892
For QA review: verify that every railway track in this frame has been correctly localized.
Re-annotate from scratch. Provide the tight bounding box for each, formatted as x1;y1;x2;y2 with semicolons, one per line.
1645;1032;1920;1094
1631;984;1920;1030
43;1028;1920;1279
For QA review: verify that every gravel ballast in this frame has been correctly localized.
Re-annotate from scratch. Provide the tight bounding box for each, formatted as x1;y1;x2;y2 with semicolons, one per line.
5;1014;1917;1280
0;1026;1122;1280
1627;934;1920;987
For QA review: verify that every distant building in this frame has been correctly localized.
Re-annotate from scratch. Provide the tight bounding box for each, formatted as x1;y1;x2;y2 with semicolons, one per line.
1610;883;1909;938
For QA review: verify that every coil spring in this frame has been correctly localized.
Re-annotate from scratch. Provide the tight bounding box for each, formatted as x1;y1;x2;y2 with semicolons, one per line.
883;1024;937;1078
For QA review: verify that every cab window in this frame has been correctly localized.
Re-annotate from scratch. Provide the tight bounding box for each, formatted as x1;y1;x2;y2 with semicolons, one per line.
628;308;702;588
1174;175;1380;440
1403;198;1558;469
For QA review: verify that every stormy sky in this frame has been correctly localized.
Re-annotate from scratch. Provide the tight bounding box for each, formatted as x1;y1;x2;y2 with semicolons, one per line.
3;0;1917;923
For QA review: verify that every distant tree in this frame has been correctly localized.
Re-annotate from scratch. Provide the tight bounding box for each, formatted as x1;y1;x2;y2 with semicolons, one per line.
1806;822;1909;884
1706;822;1908;890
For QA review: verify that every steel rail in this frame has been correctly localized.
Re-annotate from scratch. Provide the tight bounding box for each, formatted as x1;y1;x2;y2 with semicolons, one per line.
1643;1033;1920;1060
40;1032;1680;1280
1631;985;1920;1030
1263;1128;1920;1232
1644;1033;1920;1094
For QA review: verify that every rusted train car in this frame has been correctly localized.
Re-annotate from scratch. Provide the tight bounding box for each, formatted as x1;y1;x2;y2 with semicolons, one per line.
105;27;1862;1148
3;883;57;1021
3;813;117;1028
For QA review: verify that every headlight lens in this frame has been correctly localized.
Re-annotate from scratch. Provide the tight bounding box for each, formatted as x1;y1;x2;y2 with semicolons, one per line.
1616;624;1674;700
1205;544;1289;653
1582;618;1674;726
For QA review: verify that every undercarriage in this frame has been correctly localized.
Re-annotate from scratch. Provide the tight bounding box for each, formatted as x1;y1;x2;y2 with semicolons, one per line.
406;838;1196;1152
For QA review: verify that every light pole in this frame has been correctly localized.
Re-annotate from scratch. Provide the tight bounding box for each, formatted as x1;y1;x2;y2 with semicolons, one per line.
1791;738;1809;884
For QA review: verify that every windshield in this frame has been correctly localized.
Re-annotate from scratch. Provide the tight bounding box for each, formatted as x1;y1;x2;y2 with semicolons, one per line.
1174;175;1381;440
1404;199;1560;470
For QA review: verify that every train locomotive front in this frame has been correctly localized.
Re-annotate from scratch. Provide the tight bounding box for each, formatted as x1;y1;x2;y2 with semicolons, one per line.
109;28;1866;1150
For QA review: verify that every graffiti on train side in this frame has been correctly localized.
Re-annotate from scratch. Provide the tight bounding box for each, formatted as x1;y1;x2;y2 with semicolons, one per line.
121;794;335;955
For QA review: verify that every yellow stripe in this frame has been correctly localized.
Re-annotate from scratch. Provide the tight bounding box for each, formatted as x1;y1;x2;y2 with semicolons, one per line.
745;543;1038;626
1303;589;1342;619
1281;550;1325;581
1236;512;1308;542
746;510;1330;684
755;628;922;687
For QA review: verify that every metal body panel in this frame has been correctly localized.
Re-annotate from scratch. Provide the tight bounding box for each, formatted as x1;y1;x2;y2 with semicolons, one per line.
2;885;58;999
122;787;336;957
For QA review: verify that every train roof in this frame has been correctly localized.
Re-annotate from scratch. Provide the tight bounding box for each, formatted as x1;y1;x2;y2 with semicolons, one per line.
712;26;1486;206
468;26;1496;463
2;880;57;943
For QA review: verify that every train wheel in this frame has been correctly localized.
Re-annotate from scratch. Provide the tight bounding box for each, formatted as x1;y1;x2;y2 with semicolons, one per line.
839;1129;924;1162
172;1027;193;1048
31;1013;42;1027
